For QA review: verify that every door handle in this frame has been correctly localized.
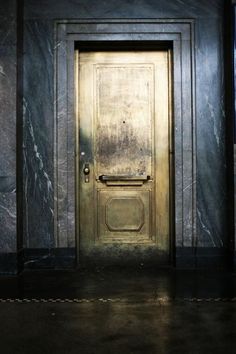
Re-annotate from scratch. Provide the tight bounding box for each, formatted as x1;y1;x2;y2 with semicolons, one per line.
99;175;150;182
83;163;90;183
98;175;150;185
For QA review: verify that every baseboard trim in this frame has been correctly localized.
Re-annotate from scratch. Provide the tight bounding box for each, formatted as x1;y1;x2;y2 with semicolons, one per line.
175;247;230;269
0;247;233;273
0;253;18;275
23;248;76;270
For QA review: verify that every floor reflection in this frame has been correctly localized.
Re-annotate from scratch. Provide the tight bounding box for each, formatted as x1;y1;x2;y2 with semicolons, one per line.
0;268;236;300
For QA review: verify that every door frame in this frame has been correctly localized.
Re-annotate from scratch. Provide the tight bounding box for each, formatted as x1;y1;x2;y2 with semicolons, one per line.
54;19;196;266
77;48;172;265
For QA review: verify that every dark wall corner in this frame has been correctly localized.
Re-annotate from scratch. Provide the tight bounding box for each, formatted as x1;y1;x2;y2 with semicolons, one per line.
224;0;235;270
16;0;24;273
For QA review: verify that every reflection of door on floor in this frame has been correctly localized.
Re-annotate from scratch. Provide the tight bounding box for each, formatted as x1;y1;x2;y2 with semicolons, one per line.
77;50;171;266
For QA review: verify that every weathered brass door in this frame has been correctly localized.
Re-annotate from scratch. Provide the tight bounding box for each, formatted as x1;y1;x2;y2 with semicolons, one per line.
77;50;171;266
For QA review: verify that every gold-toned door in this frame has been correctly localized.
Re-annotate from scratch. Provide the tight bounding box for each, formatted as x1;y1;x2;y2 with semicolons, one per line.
76;50;171;266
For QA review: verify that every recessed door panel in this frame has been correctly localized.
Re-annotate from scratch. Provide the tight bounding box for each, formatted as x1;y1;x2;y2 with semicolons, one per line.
95;64;153;176
98;189;151;243
77;50;171;266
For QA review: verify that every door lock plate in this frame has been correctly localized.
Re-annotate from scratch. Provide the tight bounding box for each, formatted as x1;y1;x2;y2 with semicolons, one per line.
83;163;90;183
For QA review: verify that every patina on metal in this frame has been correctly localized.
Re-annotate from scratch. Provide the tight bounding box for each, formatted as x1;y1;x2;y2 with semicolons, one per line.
76;50;172;265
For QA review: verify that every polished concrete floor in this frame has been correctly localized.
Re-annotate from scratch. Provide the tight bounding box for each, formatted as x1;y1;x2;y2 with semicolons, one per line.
0;268;236;354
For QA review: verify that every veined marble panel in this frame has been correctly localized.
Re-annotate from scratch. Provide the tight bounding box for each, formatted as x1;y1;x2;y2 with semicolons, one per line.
0;0;17;46
0;46;17;176
24;0;223;20
0;177;16;193
195;18;226;247
0;0;17;262
0;192;16;253
23;20;54;248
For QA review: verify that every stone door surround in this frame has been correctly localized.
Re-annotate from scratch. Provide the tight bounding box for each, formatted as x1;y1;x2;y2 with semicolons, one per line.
54;19;196;262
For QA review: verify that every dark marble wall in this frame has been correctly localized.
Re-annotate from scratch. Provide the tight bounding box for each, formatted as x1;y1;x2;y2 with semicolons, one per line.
23;20;54;248
23;0;227;254
0;0;17;257
195;17;226;247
